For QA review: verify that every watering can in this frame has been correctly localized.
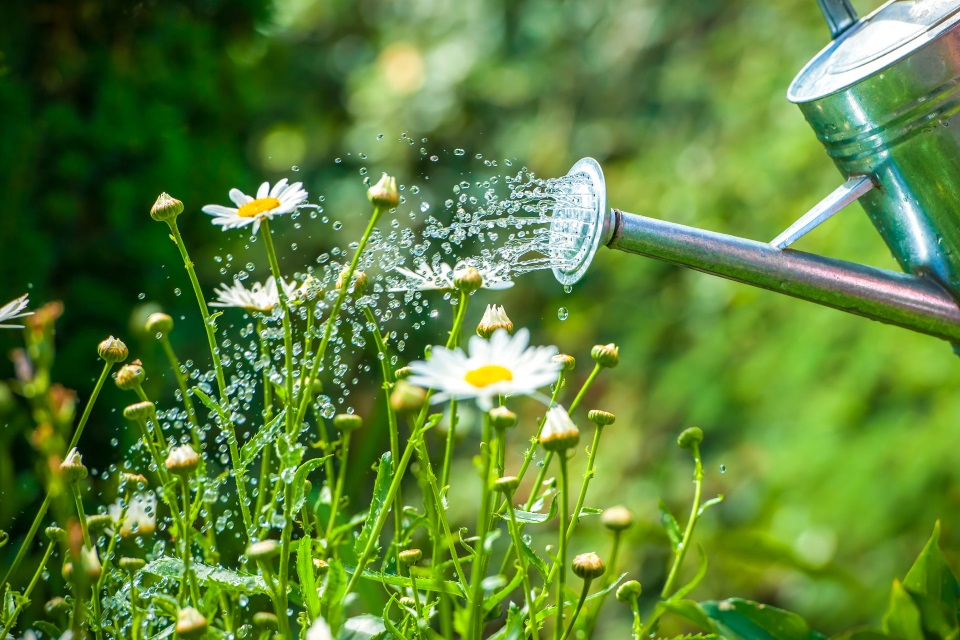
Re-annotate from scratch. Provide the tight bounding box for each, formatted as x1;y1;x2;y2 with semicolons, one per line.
552;0;960;345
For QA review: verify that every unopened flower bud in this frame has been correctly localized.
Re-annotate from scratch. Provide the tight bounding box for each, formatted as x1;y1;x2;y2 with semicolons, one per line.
390;380;427;414
81;546;102;580
119;557;146;573
552;354;576;371
601;506;634;532
453;267;483;293
313;558;329;575
399;548;422;566
44;596;69;616
122;473;148;489
86;514;113;533
394;366;413;381
176;606;208;639
151;192;184;223
145;313;174;336
368;173;400;210
572;552;606;580
333;413;363;432
590;343;619;368
98;336;128;363
587;410;616;427
293;275;324;304
115;360;145;391
45;526;66;542
477;304;513;338
399;596;417;608
60;448;88;483
489;406;517;430
123;401;157;422
677;427;703;450
539;406;579;452
165;444;200;476
246;539;280;561
494;475;520;495
253;612;279;630
336;269;368;297
616;580;642;602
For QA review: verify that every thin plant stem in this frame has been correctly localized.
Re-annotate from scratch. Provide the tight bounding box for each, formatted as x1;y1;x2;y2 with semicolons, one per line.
293;206;383;430
160;335;200;432
254;321;274;528
0;541;55;639
565;425;603;543
504;490;538;640
468;414;495;640
554;454;571;640
167;220;254;544
179;478;202;606
325;429;352;541
72;486;91;549
583;531;623;636
560;578;594;640
259;219;296;437
2;360;113;588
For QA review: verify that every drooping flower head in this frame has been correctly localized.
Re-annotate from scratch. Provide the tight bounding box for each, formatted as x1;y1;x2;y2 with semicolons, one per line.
406;328;560;410
210;277;298;313
202;179;308;234
0;294;32;329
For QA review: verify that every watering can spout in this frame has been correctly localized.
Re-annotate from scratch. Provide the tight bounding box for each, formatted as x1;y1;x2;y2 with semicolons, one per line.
551;158;960;345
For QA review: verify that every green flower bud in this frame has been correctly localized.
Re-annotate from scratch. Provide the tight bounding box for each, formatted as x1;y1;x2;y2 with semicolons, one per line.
150;192;184;223
587;410;616;427
489;406;518;430
616;580;642;602
677;427;703;450
60;448;88;483
336;269;368;298
98;336;128;364
552;354;576;371
539;406;579;452
313;558;330;575
601;505;634;532
114;360;146;391
399;548;422;566
494;475;520;495
572;552;606;580
145;312;174;336
253;612;278;630
394;366;413;381
333;413;363;432
45;526;66;542
123;401;157;422
176;606;208;639
86;514;113;533
368;173;400;210
246;539;281;562
590;343;619;368
453;267;482;293
477;304;513;338
390;380;427;414
119;557;146;573
165;444;200;476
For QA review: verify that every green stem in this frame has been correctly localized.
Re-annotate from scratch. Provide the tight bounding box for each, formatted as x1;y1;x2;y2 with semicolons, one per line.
505;491;537;640
0;542;55;639
168;220;254;544
468;414;495;640
254;321;274;529
565;425;603;543
568;364;601;415
554;454;570;640
180;479;202;606
259;219;296;437
583;531;622;636
659;443;703;599
560;579;593;640
325;430;351;541
294;206;383;431
1;361;113;589
72;486;91;549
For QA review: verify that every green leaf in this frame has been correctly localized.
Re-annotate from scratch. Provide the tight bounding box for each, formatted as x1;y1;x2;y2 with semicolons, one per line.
354;452;393;558
664;599;717;632
831;629;893;640
659;499;683;550
699;598;826;640
239;411;286;467
142;557;268;595
484;569;525;614
503;494;558;524
902;521;960;626
536;573;627;621
882;581;924;640
339;614;387;640
298;537;321;621
322;559;349;633
343;565;467;597
672;544;709;601
519;536;549;580
293;456;331;513
576;506;603;518
698;494;726;516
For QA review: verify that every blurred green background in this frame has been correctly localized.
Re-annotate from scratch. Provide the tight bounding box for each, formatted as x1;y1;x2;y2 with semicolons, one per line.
4;0;960;636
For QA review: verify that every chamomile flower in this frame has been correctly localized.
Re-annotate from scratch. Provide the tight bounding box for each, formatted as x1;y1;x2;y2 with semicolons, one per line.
390;261;513;292
0;294;32;329
210;277;298;313
406;328;560;409
202;179;308;234
108;492;157;538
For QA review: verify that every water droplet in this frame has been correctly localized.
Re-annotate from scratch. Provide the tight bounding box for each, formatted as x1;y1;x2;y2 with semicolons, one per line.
335;157;342;164
377;133;384;140
420;202;430;212
454;148;465;156
557;307;568;321
720;464;726;473
292;165;300;172
138;292;146;300
563;285;572;294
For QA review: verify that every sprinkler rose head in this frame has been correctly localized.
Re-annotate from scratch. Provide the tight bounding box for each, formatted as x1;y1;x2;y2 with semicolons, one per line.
550;157;614;286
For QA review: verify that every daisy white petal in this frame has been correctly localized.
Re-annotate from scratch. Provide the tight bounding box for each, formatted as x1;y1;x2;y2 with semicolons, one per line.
205;180;309;233
256;181;270;199
210;278;297;313
270;178;290;198
0;294;32;329
407;328;561;407
229;188;251;207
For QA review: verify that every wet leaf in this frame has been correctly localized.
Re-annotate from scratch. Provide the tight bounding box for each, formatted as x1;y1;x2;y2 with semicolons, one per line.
239;411;285;467
354;452;393;559
143;556;268;595
503;494;558;524
340;614;387;640
659;499;683;550
699;598;826;640
298;537;321;621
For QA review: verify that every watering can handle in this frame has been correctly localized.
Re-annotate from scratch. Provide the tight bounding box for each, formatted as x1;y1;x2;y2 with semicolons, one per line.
817;0;859;39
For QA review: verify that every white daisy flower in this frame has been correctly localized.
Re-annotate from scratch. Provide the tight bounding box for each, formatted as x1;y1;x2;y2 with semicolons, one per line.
406;328;561;409
390;261;513;292
0;294;32;329
202;179;308;234
108;492;157;538
210;277;298;313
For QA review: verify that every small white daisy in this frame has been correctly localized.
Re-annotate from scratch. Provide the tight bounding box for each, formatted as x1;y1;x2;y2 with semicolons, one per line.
406;328;560;409
390;261;513;292
210;277;298;313
108;492;157;538
0;294;32;329
202;179;308;234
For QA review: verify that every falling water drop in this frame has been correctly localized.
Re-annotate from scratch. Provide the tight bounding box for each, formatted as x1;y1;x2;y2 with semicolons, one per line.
557;307;568;321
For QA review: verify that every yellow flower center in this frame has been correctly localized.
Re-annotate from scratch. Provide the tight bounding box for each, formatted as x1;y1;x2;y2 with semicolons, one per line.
464;364;513;388
238;197;281;218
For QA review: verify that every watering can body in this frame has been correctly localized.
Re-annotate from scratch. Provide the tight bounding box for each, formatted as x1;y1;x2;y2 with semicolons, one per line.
790;0;960;298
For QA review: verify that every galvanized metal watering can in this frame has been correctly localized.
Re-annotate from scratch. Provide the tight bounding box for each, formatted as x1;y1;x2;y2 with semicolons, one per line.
553;0;960;345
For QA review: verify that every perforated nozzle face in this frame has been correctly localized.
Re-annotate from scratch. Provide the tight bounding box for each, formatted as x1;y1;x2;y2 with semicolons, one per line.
551;157;610;286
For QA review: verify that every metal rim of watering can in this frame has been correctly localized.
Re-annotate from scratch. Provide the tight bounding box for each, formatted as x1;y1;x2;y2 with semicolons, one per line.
550;157;614;286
